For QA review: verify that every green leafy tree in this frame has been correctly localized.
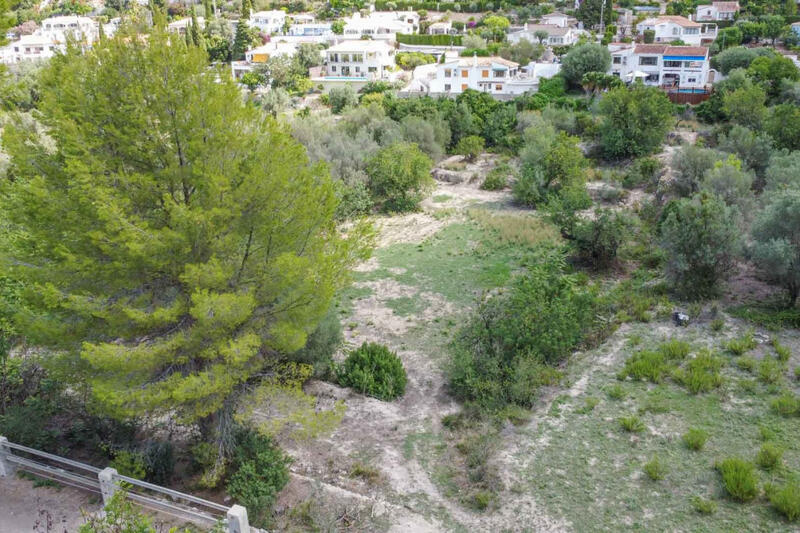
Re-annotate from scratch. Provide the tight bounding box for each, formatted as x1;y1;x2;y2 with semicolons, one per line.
328;84;358;113
576;0;614;28
331;20;344;34
0;29;370;449
765;151;800;191
455;135;484;162
367;142;433;212
189;6;204;48
747;54;799;99
713;46;773;75
241;0;252;20
762;14;786;45
240;70;264;91
598;84;673;159
232;20;256;60
534;30;549;44
660;193;741;299
716;125;773;180
765;104;800;151
751;189;800;306
561;43;612;87
700;155;755;213
671;145;721;197
203;0;214;20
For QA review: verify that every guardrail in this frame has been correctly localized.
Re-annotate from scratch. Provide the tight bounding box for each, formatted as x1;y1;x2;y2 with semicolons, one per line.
0;436;251;533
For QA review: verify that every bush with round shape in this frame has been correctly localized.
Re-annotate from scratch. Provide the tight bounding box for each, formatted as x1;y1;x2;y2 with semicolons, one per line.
337;342;407;400
716;457;758;502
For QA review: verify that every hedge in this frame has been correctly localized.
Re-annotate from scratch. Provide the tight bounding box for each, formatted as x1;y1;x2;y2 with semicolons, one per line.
397;33;463;45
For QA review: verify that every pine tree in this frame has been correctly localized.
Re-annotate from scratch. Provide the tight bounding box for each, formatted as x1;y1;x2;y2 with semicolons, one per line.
241;0;251;20
0;27;371;444
203;0;214;21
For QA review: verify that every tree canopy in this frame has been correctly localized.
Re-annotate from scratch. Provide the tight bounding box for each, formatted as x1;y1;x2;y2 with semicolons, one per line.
0;28;370;435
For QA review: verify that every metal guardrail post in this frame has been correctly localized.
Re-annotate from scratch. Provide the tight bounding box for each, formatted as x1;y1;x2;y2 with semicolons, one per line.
98;467;119;505
0;436;15;477
226;504;250;533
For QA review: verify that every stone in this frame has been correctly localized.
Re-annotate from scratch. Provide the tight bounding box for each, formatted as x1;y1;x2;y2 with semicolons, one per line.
672;311;690;327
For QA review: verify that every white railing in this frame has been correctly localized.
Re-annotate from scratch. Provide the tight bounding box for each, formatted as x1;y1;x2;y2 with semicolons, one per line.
0;436;251;533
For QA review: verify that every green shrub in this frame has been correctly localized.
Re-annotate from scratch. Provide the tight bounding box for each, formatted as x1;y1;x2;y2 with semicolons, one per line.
367;142;434;213
448;248;594;409
675;350;723;394
716;457;758;502
796;366;800;380
619;350;669;383
607;384;625;400
110;450;147;480
79;490;154;533
771;392;800;417
644;455;666;481
683;428;709;451
142;441;174;485
773;338;792;363
691;496;718;514
468;490;492;511
349;462;380;483
291;306;342;378
726;331;757;355
577;396;599;414
756;442;783;471
768;482;800;522
570;208;632;269
337;342;407;401
711;318;725;332
758;358;784;384
659;339;691;360
736;356;757;372
619;415;645;433
481;164;510;191
227;428;291;527
456;135;485;162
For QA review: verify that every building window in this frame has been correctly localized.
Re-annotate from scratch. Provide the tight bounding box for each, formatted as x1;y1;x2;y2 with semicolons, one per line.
688;77;697;83
445;84;451;91
461;69;468;77
613;56;622;64
355;66;360;72
495;84;502;91
664;60;682;68
493;70;505;78
461;83;468;90
639;56;658;66
684;28;699;34
645;73;660;83
481;70;489;78
444;69;451;77
331;65;336;72
368;66;377;72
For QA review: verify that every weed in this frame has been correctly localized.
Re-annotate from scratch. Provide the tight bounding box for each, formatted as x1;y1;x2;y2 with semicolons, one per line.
728;304;800;331
725;331;757;355
497;405;532;426
607;384;625;400
759;426;777;441
619;415;645;433
683;428;709;451
736;356;757;373
659;339;691;360
796;366;800;380
627;334;643;347
771;392;800;417
432;194;452;203
349;462;380;484
756;443;783;471
758;358;784;385
467;490;492;511
619;350;669;383
17;471;62;489
691;496;717;514
772;338;791;363
644;455;667;481
576;396;599;414
767;482;800;522
674;349;723;394
716;457;758;502
466;208;560;248
710;318;725;332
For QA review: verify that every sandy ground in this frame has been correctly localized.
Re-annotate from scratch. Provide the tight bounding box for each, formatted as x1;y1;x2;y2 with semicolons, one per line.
0;474;100;532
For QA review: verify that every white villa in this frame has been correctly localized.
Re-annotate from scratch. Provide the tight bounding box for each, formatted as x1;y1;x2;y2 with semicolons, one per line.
342;10;419;40
426;55;536;96
428;21;453;35
636;15;717;46
695;1;739;21
609;43;711;89
314;39;396;82
288;22;332;38
540;12;572;28
167;16;205;35
507;23;581;46
0;15;99;64
250;10;287;34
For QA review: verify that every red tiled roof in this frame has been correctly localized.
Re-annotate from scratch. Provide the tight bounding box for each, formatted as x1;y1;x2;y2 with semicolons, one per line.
664;45;709;57
634;44;668;54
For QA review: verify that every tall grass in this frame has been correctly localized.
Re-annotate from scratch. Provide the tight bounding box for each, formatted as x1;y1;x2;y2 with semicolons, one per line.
467;209;560;248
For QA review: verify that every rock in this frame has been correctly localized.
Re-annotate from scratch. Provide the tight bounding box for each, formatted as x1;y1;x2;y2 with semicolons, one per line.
431;168;468;183
672;311;690;327
372;500;388;517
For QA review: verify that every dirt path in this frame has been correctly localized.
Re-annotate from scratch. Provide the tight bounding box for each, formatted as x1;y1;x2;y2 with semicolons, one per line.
0;475;100;532
277;180;568;531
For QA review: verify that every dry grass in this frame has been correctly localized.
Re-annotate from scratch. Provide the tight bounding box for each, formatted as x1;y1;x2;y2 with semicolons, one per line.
467;208;560;248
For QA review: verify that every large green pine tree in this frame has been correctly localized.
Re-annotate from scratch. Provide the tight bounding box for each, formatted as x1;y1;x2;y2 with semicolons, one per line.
232;19;252;60
0;27;370;442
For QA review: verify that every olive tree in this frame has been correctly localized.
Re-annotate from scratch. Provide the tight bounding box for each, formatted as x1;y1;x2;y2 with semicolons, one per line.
751;189;800;306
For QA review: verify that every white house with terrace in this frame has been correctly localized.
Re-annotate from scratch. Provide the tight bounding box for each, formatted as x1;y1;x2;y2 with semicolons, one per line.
507;23;582;46
231;41;298;79
250;11;287;34
310;39;397;89
425;55;536;96
342;10;419;40
609;42;711;89
695;1;740;21
636;15;717;45
0;15;99;64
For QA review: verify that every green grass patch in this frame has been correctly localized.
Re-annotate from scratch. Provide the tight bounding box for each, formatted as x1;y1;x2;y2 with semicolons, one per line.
728;304;800;331
385;296;426;317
